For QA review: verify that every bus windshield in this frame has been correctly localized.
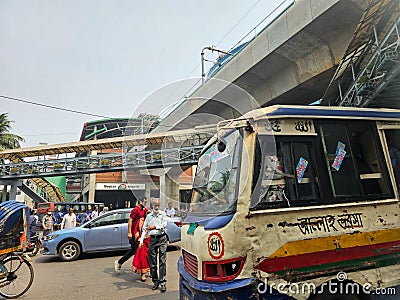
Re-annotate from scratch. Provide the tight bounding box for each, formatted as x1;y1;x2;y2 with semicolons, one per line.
189;128;242;217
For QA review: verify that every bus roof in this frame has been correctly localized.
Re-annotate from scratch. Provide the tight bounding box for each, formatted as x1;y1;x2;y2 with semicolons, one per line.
246;105;400;120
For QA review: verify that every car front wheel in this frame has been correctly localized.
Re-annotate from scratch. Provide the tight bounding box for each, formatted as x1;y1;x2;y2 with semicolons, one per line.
59;241;81;261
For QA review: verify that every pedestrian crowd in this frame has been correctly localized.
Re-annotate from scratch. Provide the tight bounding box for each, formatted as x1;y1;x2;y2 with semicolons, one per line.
114;196;170;293
30;197;175;293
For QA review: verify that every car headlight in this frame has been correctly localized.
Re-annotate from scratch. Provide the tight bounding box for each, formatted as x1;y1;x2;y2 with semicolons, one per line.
44;234;59;241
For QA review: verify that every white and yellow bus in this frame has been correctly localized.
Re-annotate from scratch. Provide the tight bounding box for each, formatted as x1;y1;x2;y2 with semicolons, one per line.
178;105;400;300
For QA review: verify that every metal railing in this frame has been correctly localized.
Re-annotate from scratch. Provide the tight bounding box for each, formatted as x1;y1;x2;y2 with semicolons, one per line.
337;14;400;107
0;145;204;180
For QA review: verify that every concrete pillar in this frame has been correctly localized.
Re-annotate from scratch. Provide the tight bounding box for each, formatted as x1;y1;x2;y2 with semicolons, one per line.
9;182;19;200
88;149;97;203
144;183;151;201
82;193;88;203
160;169;180;210
88;173;96;203
2;185;7;202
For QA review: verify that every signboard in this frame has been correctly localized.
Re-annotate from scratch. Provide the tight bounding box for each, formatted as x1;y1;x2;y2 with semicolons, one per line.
96;183;145;190
256;119;316;136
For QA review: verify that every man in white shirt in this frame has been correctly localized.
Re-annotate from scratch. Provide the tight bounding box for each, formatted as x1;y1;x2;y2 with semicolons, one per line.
91;206;99;219
139;199;168;293
164;201;177;217
99;207;109;216
42;210;55;236
61;208;77;229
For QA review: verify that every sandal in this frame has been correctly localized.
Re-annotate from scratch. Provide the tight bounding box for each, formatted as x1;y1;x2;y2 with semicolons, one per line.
141;274;146;282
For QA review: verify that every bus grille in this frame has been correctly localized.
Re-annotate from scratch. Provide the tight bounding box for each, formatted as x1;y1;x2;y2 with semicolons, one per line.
182;249;198;278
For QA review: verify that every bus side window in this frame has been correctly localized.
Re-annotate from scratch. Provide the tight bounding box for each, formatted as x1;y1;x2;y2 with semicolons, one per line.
254;143;289;209
259;153;287;205
320;122;392;200
349;127;382;195
252;140;320;210
385;129;400;191
320;123;361;197
281;141;319;203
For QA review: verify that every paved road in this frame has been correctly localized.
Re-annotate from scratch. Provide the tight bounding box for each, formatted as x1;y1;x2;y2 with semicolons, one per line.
7;245;181;300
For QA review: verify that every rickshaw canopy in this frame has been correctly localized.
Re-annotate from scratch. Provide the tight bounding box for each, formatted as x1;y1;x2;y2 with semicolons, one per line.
0;200;29;254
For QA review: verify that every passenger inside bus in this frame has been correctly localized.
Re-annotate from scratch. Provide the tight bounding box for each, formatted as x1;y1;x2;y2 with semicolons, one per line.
258;144;292;207
253;139;319;209
259;154;288;204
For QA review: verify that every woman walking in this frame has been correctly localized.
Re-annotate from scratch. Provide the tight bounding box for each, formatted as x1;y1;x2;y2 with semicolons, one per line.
132;211;150;281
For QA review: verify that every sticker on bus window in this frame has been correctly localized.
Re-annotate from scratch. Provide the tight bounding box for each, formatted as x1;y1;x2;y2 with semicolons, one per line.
336;141;345;153
332;141;346;171
296;157;308;183
332;149;346;171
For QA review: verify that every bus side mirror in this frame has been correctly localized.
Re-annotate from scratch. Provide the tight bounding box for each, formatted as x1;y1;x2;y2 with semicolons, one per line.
217;140;226;152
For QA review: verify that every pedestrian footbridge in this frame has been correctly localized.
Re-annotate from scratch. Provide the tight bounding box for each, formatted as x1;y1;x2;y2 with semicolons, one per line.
0;127;215;202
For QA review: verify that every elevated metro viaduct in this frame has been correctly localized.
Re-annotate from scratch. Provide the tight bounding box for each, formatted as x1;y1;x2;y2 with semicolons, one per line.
156;0;399;131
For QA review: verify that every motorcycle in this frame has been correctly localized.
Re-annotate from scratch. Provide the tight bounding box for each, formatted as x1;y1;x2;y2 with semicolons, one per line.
26;233;42;257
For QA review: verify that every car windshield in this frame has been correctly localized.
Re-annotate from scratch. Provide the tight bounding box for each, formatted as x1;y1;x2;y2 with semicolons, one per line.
189;128;242;217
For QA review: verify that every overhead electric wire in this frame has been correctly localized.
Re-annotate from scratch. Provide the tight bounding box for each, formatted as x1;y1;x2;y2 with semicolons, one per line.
215;0;263;48
179;0;291;100
159;0;266;122
2;1;288;125
0;95;110;119
229;0;292;51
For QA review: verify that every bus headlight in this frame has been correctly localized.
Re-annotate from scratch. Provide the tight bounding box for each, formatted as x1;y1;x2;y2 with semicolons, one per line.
202;256;246;282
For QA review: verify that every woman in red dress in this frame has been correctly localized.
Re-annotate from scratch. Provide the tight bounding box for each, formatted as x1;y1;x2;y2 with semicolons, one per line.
132;212;150;281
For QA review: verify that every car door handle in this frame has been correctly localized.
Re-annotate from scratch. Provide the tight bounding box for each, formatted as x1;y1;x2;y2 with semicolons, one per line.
113;227;119;231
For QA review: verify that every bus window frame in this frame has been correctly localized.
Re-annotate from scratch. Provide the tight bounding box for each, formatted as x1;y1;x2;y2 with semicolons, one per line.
250;120;395;212
316;120;393;202
380;125;400;198
251;135;322;210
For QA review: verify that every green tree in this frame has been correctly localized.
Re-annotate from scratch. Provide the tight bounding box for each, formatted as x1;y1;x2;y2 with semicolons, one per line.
0;113;24;151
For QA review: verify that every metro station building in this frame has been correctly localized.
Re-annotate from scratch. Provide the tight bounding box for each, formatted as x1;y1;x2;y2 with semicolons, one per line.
67;115;193;210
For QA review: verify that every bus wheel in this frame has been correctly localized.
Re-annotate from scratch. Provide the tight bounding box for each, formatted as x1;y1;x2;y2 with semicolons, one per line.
59;241;81;261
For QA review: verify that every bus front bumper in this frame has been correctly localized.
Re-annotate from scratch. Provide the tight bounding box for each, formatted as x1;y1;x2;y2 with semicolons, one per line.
178;256;293;300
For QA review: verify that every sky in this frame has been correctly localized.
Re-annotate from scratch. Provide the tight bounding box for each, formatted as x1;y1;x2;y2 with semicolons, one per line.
1;0;285;147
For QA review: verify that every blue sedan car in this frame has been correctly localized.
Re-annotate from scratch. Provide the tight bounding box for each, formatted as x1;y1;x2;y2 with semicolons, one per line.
42;208;181;261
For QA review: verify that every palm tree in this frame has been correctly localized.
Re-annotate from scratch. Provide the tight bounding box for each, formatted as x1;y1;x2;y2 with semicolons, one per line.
0;113;24;151
0;113;24;201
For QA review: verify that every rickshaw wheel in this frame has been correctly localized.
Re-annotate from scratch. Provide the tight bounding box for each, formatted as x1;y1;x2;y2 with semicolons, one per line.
59;241;81;262
0;255;34;299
